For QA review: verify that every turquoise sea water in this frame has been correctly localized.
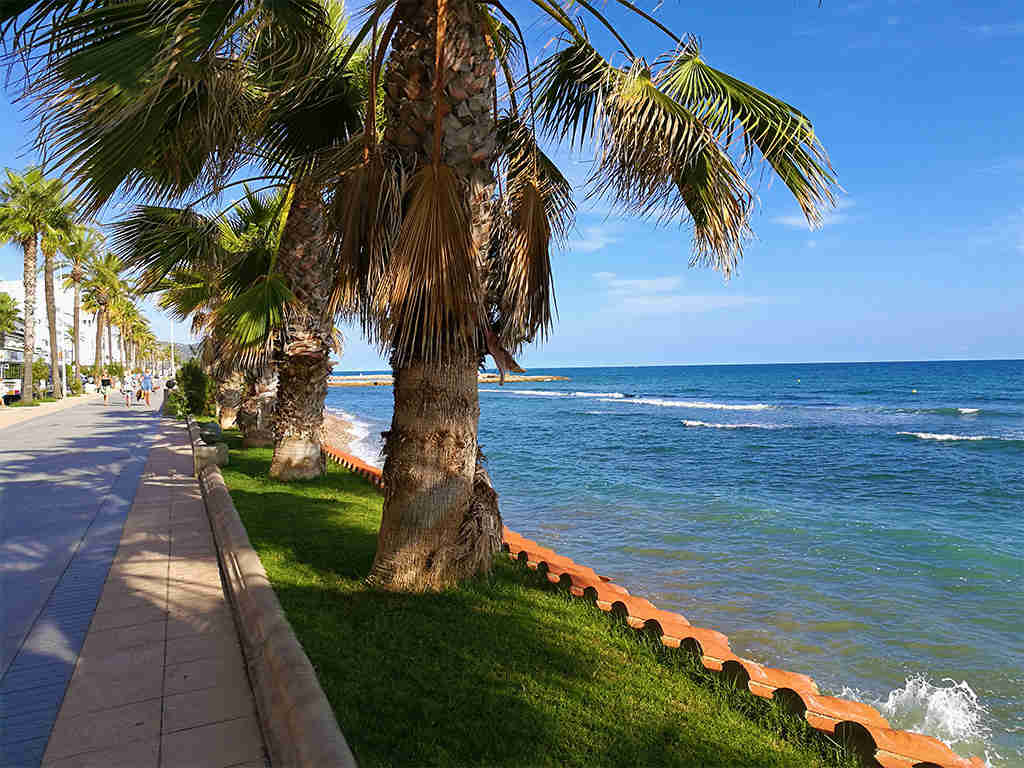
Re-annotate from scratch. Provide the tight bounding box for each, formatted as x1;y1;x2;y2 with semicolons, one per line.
326;360;1024;766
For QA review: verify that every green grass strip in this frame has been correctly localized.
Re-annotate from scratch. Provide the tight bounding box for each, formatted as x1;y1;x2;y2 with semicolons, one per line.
220;432;857;768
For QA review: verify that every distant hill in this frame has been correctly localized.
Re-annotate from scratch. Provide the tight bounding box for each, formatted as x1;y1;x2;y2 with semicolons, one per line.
161;341;197;364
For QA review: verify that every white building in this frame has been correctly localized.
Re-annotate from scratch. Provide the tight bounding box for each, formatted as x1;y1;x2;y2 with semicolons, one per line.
0;279;104;375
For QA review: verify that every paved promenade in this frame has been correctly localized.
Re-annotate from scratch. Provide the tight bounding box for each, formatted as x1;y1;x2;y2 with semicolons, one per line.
1;397;266;767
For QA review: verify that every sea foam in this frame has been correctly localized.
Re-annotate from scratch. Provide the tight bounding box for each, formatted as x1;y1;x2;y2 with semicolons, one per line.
898;432;991;442
328;408;382;468
682;420;781;430
608;397;775;411
841;676;993;761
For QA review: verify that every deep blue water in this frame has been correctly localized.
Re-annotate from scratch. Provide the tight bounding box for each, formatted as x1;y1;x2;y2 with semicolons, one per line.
327;360;1024;767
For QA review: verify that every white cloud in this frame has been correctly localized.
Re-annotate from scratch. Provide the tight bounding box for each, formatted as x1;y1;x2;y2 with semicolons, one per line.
592;272;766;315
566;225;619;254
773;197;856;230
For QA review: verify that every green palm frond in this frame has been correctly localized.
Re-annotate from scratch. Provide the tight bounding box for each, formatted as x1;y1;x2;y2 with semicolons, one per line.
657;39;836;227
214;272;294;347
113;206;224;293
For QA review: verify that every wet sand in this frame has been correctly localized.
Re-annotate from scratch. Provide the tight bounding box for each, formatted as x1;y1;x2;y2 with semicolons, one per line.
323;410;359;454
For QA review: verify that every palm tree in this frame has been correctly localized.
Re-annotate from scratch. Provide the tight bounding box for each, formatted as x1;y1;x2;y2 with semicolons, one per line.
0;168;71;404
61;226;102;386
0;292;19;408
116;187;300;431
82;252;126;378
40;191;78;398
6;0;837;589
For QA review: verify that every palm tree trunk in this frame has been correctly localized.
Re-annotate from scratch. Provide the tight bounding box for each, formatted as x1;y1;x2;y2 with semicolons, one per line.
369;0;501;590
216;369;245;429
42;245;62;399
106;322;113;373
73;283;81;387
21;236;37;404
268;182;334;481
94;309;104;374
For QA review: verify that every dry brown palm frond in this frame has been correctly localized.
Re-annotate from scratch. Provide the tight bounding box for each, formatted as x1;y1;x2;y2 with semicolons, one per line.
326;144;403;321
373;163;480;365
488;176;555;348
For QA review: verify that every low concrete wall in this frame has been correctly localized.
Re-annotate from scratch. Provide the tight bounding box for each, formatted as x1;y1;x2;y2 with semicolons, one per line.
188;418;357;768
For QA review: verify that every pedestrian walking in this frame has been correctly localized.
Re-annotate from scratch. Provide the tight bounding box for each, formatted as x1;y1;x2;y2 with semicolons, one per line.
122;374;135;407
141;370;153;407
100;376;111;405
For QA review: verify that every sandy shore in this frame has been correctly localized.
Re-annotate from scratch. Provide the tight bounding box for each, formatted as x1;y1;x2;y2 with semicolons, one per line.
323;410;359;454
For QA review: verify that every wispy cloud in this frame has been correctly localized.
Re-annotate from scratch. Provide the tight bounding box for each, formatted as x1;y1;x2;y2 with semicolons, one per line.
773;197;856;230
593;272;767;315
968;21;1024;38
567;225;619;254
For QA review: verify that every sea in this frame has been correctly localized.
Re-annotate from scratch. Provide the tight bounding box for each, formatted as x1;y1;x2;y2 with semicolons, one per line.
326;360;1024;767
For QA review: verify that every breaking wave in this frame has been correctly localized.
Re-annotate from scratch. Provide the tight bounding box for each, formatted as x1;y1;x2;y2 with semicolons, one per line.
682;420;783;430
840;676;995;764
607;397;775;411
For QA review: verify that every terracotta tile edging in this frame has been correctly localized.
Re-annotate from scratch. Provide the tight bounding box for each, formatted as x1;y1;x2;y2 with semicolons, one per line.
187;417;358;768
322;443;985;768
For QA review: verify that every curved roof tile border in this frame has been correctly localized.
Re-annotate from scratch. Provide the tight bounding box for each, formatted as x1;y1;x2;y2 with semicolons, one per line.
322;445;984;768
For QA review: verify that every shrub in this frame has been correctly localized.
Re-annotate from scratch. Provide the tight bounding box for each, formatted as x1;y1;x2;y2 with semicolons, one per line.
106;361;125;380
177;360;214;416
164;387;190;419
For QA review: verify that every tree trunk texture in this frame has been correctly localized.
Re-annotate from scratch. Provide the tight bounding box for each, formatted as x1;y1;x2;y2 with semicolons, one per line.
371;0;501;590
216;370;245;429
238;368;277;447
42;246;62;398
268;182;334;480
21;237;37;404
93;310;104;374
106;322;113;371
73;283;81;386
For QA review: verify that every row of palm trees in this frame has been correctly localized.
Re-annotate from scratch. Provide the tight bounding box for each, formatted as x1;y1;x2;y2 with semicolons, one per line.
0;168;160;404
1;0;837;590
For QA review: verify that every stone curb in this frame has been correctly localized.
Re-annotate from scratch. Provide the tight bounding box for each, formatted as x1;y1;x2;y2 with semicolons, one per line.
188;417;358;768
321;444;984;768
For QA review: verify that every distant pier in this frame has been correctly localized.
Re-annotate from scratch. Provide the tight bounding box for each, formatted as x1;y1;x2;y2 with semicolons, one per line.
328;373;569;387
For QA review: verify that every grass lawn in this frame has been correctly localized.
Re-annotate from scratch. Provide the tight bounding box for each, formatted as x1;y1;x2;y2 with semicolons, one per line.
6;396;58;407
220;433;857;768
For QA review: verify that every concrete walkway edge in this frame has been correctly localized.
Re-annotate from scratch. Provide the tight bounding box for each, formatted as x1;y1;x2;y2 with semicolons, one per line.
189;418;357;768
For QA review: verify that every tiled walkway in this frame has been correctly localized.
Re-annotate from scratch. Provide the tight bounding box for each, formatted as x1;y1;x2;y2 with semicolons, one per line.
2;414;267;767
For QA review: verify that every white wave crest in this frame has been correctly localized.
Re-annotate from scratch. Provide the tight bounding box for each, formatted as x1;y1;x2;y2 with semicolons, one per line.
838;677;993;758
607;396;775;411
898;432;990;442
682;420;781;430
479;389;568;397
958;408;981;414
328;408;382;468
573;391;626;398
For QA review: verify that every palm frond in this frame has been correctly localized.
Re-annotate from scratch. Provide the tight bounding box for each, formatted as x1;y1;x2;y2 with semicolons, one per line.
657;39;836;227
373;163;479;364
214;272;294;347
535;37;753;272
326;144;403;320
112;206;224;293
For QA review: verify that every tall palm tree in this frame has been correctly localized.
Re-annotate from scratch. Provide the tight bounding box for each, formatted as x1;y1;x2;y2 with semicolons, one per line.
0;291;19;408
40;192;78;398
117;187;300;430
61;226;102;386
6;0;837;589
11;0;364;477
0;168;70;404
82;252;126;377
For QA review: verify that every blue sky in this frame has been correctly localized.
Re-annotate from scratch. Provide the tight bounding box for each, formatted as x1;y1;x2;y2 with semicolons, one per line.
1;0;1022;369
